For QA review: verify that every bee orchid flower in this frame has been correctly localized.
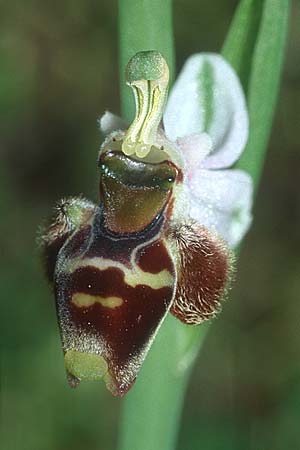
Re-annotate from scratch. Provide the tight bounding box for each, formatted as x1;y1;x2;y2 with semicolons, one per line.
41;51;253;397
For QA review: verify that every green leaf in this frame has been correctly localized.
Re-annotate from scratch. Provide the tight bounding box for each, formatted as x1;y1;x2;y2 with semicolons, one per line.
222;0;264;91
223;0;290;187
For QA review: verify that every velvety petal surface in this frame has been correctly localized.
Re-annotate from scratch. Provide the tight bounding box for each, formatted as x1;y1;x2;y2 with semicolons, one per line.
175;133;213;179
164;53;249;169
187;168;253;247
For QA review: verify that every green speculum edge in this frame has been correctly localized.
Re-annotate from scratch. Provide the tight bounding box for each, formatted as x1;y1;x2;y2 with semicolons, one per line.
64;350;108;381
100;152;176;189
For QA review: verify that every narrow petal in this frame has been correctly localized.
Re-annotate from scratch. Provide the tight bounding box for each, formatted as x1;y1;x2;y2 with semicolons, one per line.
99;111;128;136
187;169;253;247
163;53;248;169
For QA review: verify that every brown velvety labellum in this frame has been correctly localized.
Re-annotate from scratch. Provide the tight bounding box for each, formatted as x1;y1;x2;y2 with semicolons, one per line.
136;240;174;274
67;266;173;395
169;222;234;325
54;207;176;396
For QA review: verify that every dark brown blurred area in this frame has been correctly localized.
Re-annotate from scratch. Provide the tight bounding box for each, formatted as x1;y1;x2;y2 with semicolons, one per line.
1;1;299;449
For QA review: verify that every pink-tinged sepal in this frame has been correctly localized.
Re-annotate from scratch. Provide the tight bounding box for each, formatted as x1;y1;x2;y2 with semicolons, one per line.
167;221;234;324
54;208;176;396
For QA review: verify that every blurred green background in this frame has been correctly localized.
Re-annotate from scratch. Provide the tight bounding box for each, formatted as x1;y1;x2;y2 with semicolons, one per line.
1;1;299;449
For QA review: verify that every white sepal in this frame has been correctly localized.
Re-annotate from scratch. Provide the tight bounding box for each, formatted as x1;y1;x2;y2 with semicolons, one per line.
164;53;249;169
188;168;253;247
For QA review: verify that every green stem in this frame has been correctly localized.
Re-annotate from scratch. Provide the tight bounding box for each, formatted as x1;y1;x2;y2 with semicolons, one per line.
117;1;290;450
222;0;264;92
118;3;204;446
118;2;192;448
118;317;209;450
118;0;174;122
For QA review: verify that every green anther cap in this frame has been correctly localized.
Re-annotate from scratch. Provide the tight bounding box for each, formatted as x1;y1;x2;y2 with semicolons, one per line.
126;51;168;83
122;51;169;159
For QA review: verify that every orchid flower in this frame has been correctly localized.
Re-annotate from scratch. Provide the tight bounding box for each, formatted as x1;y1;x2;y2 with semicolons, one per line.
41;51;253;397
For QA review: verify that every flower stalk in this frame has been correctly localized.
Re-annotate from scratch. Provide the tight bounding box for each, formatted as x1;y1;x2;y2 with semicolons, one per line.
118;2;199;448
117;0;290;449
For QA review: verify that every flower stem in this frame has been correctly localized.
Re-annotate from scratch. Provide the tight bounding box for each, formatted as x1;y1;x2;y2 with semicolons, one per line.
118;0;174;122
118;316;209;450
118;3;204;449
117;1;290;449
